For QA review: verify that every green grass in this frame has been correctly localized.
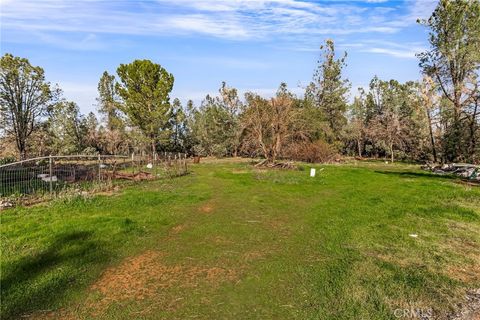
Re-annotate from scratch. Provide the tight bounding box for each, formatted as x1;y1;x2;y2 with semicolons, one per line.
1;160;479;319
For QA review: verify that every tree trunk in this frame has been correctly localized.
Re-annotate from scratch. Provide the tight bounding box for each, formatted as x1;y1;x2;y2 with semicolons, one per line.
426;109;437;163
452;99;462;161
468;100;478;162
390;143;394;163
16;136;27;160
151;136;156;157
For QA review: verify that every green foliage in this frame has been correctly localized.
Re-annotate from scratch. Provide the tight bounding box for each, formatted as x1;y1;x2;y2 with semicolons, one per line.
311;39;350;146
190;95;234;157
97;71;124;132
116;59;174;154
189;82;243;157
349;78;430;162
0;53;58;159
0;157;16;166
418;0;480;162
167;98;189;152
47;101;89;154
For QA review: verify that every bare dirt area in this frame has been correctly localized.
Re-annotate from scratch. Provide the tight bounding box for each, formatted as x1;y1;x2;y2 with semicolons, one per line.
198;202;214;214
87;250;237;316
27;250;239;319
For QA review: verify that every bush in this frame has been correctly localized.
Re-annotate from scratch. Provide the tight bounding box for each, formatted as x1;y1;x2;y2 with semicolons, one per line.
285;140;337;163
0;157;16;166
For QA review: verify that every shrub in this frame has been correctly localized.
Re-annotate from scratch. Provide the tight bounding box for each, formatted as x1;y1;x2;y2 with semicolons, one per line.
0;157;16;166
285;140;337;163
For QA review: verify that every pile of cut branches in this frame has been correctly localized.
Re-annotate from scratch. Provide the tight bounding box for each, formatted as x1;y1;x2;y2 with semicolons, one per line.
254;160;297;170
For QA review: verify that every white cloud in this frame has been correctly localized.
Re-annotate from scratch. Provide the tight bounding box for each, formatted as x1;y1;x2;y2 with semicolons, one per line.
352;39;427;59
362;47;420;59
0;0;429;46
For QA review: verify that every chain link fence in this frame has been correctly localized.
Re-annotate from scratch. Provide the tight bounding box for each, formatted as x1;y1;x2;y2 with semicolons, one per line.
0;152;187;199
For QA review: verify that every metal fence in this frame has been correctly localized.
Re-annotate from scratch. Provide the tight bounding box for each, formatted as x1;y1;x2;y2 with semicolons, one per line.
0;152;187;198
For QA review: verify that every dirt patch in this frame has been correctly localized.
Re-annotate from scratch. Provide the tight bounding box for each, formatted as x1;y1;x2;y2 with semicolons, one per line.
85;250;237;315
446;259;480;283
199;203;214;214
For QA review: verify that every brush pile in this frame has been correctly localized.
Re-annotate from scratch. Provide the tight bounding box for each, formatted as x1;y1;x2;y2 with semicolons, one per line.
255;160;297;170
421;163;480;181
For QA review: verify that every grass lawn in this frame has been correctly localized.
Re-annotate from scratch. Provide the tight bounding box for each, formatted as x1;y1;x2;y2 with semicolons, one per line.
1;159;479;319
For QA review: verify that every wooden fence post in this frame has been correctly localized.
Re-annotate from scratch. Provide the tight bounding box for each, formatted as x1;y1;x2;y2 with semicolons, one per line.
131;152;135;175
49;155;53;194
98;155;101;182
184;153;187;173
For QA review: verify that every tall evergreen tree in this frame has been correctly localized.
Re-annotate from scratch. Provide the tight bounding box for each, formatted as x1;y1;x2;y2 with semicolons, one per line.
115;60;174;155
311;39;350;146
97;71;123;131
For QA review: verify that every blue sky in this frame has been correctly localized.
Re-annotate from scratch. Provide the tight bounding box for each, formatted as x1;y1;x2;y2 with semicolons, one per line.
1;0;437;114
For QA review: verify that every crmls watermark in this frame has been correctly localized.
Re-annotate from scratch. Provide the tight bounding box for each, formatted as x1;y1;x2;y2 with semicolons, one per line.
393;307;433;318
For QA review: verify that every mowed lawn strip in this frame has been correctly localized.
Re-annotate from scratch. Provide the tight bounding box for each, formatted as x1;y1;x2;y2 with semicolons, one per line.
1;160;479;319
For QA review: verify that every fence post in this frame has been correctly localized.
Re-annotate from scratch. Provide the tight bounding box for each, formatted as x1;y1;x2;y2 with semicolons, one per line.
184;153;187;173
174;154;177;175
97;154;101;182
49;155;53;194
154;152;157;177
131;152;135;175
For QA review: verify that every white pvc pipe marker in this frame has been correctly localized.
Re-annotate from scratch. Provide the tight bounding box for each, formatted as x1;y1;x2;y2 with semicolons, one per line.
310;168;316;177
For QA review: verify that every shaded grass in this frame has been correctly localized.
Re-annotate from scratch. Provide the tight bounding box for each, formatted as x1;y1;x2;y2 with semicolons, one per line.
1;160;479;319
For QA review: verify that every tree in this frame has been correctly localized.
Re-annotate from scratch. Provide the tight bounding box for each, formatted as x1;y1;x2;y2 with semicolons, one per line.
418;0;480;161
97;71;126;154
242;83;304;163
311;39;350;146
0;54;58;159
189;82;243;157
97;71;123;131
420;76;440;162
218;82;244;157
363;78;429;162
345;90;367;157
169;98;188;152
47;101;87;154
190;94;233;157
115;60;174;155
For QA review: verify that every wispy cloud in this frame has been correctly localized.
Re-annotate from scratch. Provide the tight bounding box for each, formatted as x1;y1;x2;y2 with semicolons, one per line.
362;47;420;59
352;39;427;59
1;0;433;48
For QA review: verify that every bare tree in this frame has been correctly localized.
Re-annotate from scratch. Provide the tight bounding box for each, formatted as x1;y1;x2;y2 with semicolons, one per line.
243;84;303;163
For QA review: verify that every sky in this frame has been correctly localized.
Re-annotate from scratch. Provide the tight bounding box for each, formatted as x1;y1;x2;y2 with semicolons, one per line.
0;0;438;115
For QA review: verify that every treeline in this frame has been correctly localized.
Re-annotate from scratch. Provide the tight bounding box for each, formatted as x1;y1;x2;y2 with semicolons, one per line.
1;0;479;163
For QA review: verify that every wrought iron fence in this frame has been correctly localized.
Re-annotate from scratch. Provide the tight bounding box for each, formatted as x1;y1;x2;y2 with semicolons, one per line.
0;153;187;198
